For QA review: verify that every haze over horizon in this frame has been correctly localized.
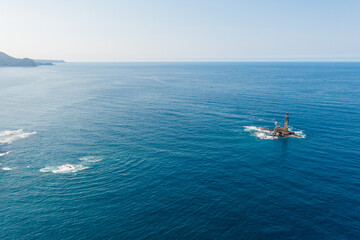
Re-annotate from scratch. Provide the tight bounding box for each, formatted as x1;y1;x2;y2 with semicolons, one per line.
1;0;360;62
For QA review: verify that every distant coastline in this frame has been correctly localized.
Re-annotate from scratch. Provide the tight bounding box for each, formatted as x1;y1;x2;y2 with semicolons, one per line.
34;59;66;64
0;51;65;67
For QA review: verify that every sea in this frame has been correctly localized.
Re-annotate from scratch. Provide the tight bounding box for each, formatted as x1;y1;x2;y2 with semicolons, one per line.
0;62;359;239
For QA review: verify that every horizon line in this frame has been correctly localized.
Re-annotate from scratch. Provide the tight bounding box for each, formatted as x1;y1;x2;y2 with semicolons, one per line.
64;60;360;63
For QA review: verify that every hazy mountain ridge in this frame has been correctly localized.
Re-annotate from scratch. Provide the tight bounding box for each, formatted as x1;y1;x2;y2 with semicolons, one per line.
0;51;65;67
0;52;37;67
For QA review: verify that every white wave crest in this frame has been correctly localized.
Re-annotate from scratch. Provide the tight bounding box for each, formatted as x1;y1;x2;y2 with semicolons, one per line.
255;131;278;140
0;129;22;137
0;151;10;157
244;126;262;132
2;167;12;171
244;126;278;140
287;127;306;138
79;155;104;163
293;130;306;138
39;164;88;174
0;129;36;144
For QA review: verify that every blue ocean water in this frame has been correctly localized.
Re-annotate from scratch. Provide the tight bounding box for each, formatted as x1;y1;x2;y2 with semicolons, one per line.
0;62;359;239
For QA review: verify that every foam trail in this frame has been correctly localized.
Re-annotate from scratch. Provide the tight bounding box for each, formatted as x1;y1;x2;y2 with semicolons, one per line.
0;129;36;144
0;151;10;157
79;155;104;163
244;126;278;140
244;126;263;132
40;164;88;174
255;131;277;140
40;155;104;174
293;130;306;138
0;129;23;137
288;127;306;138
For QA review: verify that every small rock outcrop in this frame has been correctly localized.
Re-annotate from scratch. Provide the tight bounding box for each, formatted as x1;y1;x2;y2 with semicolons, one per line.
262;113;302;138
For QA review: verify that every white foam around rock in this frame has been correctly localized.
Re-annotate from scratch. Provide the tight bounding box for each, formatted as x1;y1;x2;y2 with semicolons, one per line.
39;164;88;174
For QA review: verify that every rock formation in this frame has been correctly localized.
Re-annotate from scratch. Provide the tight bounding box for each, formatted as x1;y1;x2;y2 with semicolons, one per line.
262;113;302;138
284;113;289;131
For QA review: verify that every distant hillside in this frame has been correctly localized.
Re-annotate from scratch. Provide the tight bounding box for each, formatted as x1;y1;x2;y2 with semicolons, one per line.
0;51;65;67
0;51;37;67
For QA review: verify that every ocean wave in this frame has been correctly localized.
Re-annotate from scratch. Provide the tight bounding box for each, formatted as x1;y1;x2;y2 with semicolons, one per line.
255;131;278;140
293;130;306;138
40;154;104;174
0;129;22;137
2;167;12;171
39;164;88;174
244;126;278;140
0;129;36;144
244;126;262;132
288;127;306;138
0;151;10;157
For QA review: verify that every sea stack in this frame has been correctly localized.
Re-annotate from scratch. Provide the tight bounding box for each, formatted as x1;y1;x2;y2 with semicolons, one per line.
284;113;289;131
262;113;301;138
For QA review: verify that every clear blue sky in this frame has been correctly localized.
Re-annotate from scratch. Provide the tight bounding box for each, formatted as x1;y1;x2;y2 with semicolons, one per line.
1;0;359;61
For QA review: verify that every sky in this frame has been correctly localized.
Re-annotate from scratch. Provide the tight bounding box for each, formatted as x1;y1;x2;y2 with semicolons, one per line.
1;0;360;62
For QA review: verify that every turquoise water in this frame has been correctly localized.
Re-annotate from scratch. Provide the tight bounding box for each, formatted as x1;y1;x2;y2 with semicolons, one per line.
0;63;359;239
